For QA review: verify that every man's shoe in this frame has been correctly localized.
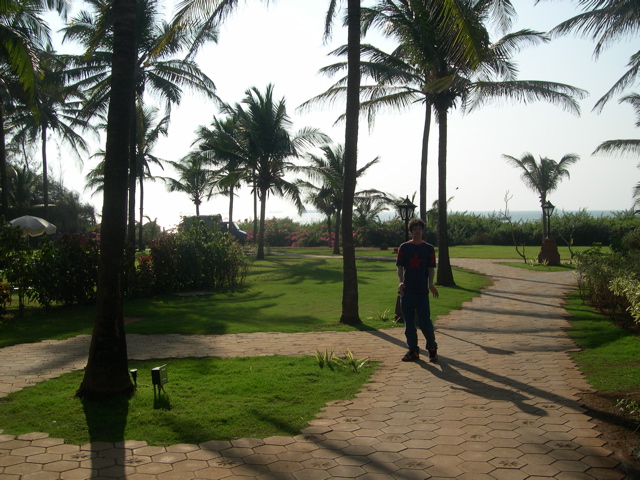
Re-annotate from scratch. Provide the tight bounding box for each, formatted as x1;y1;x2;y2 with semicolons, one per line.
428;348;438;363
401;350;419;362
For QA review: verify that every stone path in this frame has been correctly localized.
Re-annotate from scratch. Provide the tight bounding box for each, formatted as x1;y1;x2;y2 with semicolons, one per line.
0;259;631;479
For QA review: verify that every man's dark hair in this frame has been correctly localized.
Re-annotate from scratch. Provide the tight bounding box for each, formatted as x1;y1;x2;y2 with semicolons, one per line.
408;218;425;231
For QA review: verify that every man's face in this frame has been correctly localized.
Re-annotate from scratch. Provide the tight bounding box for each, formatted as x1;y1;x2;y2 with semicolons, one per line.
410;225;423;237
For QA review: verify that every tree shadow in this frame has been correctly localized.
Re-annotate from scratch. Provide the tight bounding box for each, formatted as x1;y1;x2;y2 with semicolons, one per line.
81;395;129;478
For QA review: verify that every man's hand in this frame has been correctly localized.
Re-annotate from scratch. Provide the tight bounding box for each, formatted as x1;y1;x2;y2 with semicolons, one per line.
429;285;439;298
398;283;405;296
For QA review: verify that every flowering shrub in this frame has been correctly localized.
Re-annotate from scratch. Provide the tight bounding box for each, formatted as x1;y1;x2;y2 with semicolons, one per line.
27;233;100;308
145;221;248;295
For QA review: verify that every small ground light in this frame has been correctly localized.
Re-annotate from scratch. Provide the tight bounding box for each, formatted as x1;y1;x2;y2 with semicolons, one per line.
151;365;168;394
130;369;137;386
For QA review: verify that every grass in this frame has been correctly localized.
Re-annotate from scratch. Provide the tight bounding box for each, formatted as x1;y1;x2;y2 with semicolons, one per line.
0;256;490;347
564;290;640;392
0;355;376;445
269;244;607;259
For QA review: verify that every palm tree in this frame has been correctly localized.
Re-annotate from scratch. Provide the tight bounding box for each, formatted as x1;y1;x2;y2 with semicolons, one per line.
503;152;580;238
8;51;95;217
163;153;219;218
362;0;587;286
76;0;137;400
549;0;640;111
297;143;381;254
190;116;247;226
221;84;328;260
0;0;66;218
62;0;218;245
134;104;168;250
592;93;640;208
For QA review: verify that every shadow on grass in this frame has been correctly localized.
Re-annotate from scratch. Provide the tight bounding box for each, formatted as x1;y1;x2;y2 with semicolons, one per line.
82;396;129;477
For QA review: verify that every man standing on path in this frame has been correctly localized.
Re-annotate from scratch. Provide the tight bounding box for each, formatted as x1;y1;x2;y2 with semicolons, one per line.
396;218;439;362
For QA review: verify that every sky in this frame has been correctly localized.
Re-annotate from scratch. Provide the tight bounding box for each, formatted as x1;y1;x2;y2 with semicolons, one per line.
48;0;640;229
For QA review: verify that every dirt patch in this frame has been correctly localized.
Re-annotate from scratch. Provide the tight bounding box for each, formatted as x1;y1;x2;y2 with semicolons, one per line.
578;390;640;477
123;317;143;324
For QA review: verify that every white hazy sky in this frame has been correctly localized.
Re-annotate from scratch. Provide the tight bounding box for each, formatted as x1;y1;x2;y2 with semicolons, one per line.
49;0;639;229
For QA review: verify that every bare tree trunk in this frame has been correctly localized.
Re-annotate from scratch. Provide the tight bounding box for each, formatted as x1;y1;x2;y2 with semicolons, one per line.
333;208;341;255
340;0;361;325
42;125;48;217
419;102;432;221
0;104;8;219
435;107;455;286
257;189;267;260
138;175;144;251
76;0;136;399
127;119;136;248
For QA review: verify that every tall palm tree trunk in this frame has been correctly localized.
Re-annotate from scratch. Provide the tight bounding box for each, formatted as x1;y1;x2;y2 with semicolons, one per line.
76;0;136;399
0;104;8;219
138;175;144;251
257;188;267;260
333;208;341;255
252;173;258;240
228;185;234;225
419;103;432;221
435;108;454;286
127;119;137;247
340;0;361;325
41;125;48;216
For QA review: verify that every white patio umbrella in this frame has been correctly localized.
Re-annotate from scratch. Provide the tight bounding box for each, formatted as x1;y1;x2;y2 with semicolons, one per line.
9;215;57;237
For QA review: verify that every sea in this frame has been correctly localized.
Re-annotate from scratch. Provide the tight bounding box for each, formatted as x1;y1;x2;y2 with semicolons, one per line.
294;210;621;224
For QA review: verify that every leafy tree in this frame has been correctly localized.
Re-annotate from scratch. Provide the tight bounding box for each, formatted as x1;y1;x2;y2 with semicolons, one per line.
163;153;219;218
355;0;586;285
592;93;640;210
63;0;218;245
0;0;66;217
221;84;328;260
8;51;95;216
549;0;640;111
191;116;247;226
503;152;580;238
297;143;381;254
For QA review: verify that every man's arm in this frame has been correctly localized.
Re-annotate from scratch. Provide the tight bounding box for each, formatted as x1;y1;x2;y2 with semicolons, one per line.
397;266;405;296
427;267;439;298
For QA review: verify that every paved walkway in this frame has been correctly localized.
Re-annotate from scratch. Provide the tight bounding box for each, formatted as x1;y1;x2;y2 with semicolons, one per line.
0;259;631;479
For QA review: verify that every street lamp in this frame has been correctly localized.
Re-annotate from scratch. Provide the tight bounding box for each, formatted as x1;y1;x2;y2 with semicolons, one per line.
542;200;555;238
397;196;417;241
538;200;560;266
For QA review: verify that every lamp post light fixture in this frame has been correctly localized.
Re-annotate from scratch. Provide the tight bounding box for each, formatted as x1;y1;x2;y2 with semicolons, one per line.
542;200;555;239
397;196;417;241
538;200;560;266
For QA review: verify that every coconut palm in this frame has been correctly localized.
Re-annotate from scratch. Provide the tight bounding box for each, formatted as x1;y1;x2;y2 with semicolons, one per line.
503;152;580;238
297;143;381;254
8;51;96;216
62;0;218;245
0;0;66;217
163;153;219;218
549;0;640;111
220;84;328;260
191;116;248;226
592;93;640;208
76;0;137;400
313;0;587;285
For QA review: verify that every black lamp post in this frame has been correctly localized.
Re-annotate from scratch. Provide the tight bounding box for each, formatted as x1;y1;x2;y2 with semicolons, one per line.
397;196;417;241
538;200;560;266
542;200;555;238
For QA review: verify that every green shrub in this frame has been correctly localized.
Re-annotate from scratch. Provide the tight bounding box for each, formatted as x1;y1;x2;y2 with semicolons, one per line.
144;222;248;295
26;233;99;308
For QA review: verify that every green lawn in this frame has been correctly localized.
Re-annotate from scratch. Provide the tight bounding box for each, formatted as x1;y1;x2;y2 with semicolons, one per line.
0;255;489;347
269;244;606;259
0;246;637;446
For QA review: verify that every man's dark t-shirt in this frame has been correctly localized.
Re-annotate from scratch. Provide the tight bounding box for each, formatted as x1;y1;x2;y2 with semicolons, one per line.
396;241;437;295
